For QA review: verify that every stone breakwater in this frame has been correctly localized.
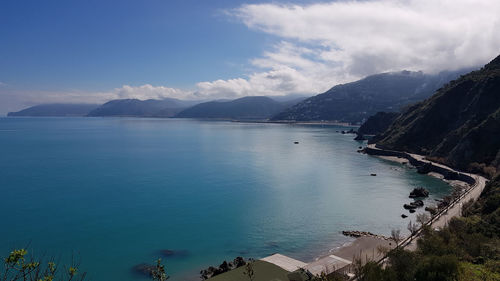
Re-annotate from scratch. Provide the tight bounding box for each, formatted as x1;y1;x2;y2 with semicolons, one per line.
363;146;476;185
342;231;391;241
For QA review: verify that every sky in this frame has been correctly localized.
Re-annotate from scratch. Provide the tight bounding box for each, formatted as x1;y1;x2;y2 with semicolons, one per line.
1;0;500;114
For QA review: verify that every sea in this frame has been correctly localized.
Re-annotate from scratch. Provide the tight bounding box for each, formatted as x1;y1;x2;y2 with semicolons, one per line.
0;117;452;280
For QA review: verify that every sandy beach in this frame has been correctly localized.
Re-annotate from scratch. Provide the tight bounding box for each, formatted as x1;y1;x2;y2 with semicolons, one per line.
323;145;488;267
331;236;395;264
366;145;488;252
377;155;409;165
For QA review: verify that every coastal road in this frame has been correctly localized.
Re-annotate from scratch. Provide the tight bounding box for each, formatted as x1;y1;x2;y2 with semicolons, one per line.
408;152;488;228
428;175;487;229
365;144;488;250
404;173;487;251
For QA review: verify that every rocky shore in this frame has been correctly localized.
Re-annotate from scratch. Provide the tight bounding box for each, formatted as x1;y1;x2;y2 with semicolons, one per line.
341;230;391;241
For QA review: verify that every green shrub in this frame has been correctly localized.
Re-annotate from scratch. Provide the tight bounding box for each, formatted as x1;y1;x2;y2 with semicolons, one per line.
414;255;459;281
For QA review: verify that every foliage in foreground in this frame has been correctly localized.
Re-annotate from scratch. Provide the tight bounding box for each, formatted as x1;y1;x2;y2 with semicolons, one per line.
356;176;500;281
200;257;249;280
150;259;170;281
1;249;85;281
1;249;172;281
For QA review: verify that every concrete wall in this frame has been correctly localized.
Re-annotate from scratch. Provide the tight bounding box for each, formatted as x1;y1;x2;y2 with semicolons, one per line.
364;147;475;185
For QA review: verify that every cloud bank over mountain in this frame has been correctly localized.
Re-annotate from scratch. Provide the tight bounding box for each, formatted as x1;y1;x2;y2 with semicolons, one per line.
2;0;500;114
208;0;500;96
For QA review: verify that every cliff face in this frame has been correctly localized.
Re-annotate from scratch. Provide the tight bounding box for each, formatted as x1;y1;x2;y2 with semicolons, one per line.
374;55;500;177
357;112;400;136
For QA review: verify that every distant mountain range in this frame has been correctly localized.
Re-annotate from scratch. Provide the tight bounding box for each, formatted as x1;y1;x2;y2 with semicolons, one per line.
8;95;307;119
271;69;473;124
373;55;500;177
174;96;303;119
7;68;472;122
87;98;199;117
7;103;99;117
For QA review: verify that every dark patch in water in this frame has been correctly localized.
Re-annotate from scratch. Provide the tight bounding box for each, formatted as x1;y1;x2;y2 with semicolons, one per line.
131;263;154;277
158;249;189;259
265;241;280;250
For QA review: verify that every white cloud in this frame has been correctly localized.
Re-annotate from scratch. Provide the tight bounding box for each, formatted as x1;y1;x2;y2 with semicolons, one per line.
3;0;500;114
196;0;500;97
196;61;326;97
113;84;194;100
0;85;195;114
195;41;349;98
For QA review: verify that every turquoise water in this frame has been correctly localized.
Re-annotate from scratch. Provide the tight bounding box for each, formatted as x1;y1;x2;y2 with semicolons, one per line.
0;117;451;280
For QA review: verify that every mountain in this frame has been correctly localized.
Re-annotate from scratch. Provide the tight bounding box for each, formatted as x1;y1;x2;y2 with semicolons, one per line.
278;96;309;109
357;112;400;136
7;103;99;117
271;69;473;124
87;98;199;117
175;96;289;120
267;94;309;106
373;55;500;178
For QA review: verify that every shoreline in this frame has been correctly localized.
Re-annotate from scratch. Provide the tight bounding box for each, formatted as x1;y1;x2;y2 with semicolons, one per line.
377;156;470;190
305;144;488;272
330;236;395;264
174;139;489;280
230;119;357;127
4;116;358;128
364;144;487;250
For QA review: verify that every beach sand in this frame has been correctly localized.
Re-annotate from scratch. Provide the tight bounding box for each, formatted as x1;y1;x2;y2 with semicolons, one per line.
368;146;488;252
377;155;409;165
331;236;395;264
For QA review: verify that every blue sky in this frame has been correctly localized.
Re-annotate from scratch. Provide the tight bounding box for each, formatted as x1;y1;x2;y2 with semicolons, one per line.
0;0;272;91
1;0;499;114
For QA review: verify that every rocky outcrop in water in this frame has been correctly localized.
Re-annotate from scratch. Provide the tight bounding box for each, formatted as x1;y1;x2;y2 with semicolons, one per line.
404;204;416;210
413;200;424;207
342;230;391;241
404;200;424;210
409;187;429;198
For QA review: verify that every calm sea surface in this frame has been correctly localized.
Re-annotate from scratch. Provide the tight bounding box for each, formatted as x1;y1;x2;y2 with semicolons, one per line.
0;117;451;280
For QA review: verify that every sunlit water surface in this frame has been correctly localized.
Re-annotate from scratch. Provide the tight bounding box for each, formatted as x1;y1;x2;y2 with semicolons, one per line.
0;118;451;280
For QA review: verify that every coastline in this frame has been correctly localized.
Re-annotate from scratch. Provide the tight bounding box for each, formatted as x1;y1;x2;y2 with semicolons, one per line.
5;117;486;280
231;119;357;127
4;116;359;128
330;236;395;264
364;144;487;249
308;143;488;272
377;156;469;189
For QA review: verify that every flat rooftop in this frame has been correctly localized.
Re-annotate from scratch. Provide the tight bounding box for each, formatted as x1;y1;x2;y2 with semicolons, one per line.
304;254;352;276
260;253;308;272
